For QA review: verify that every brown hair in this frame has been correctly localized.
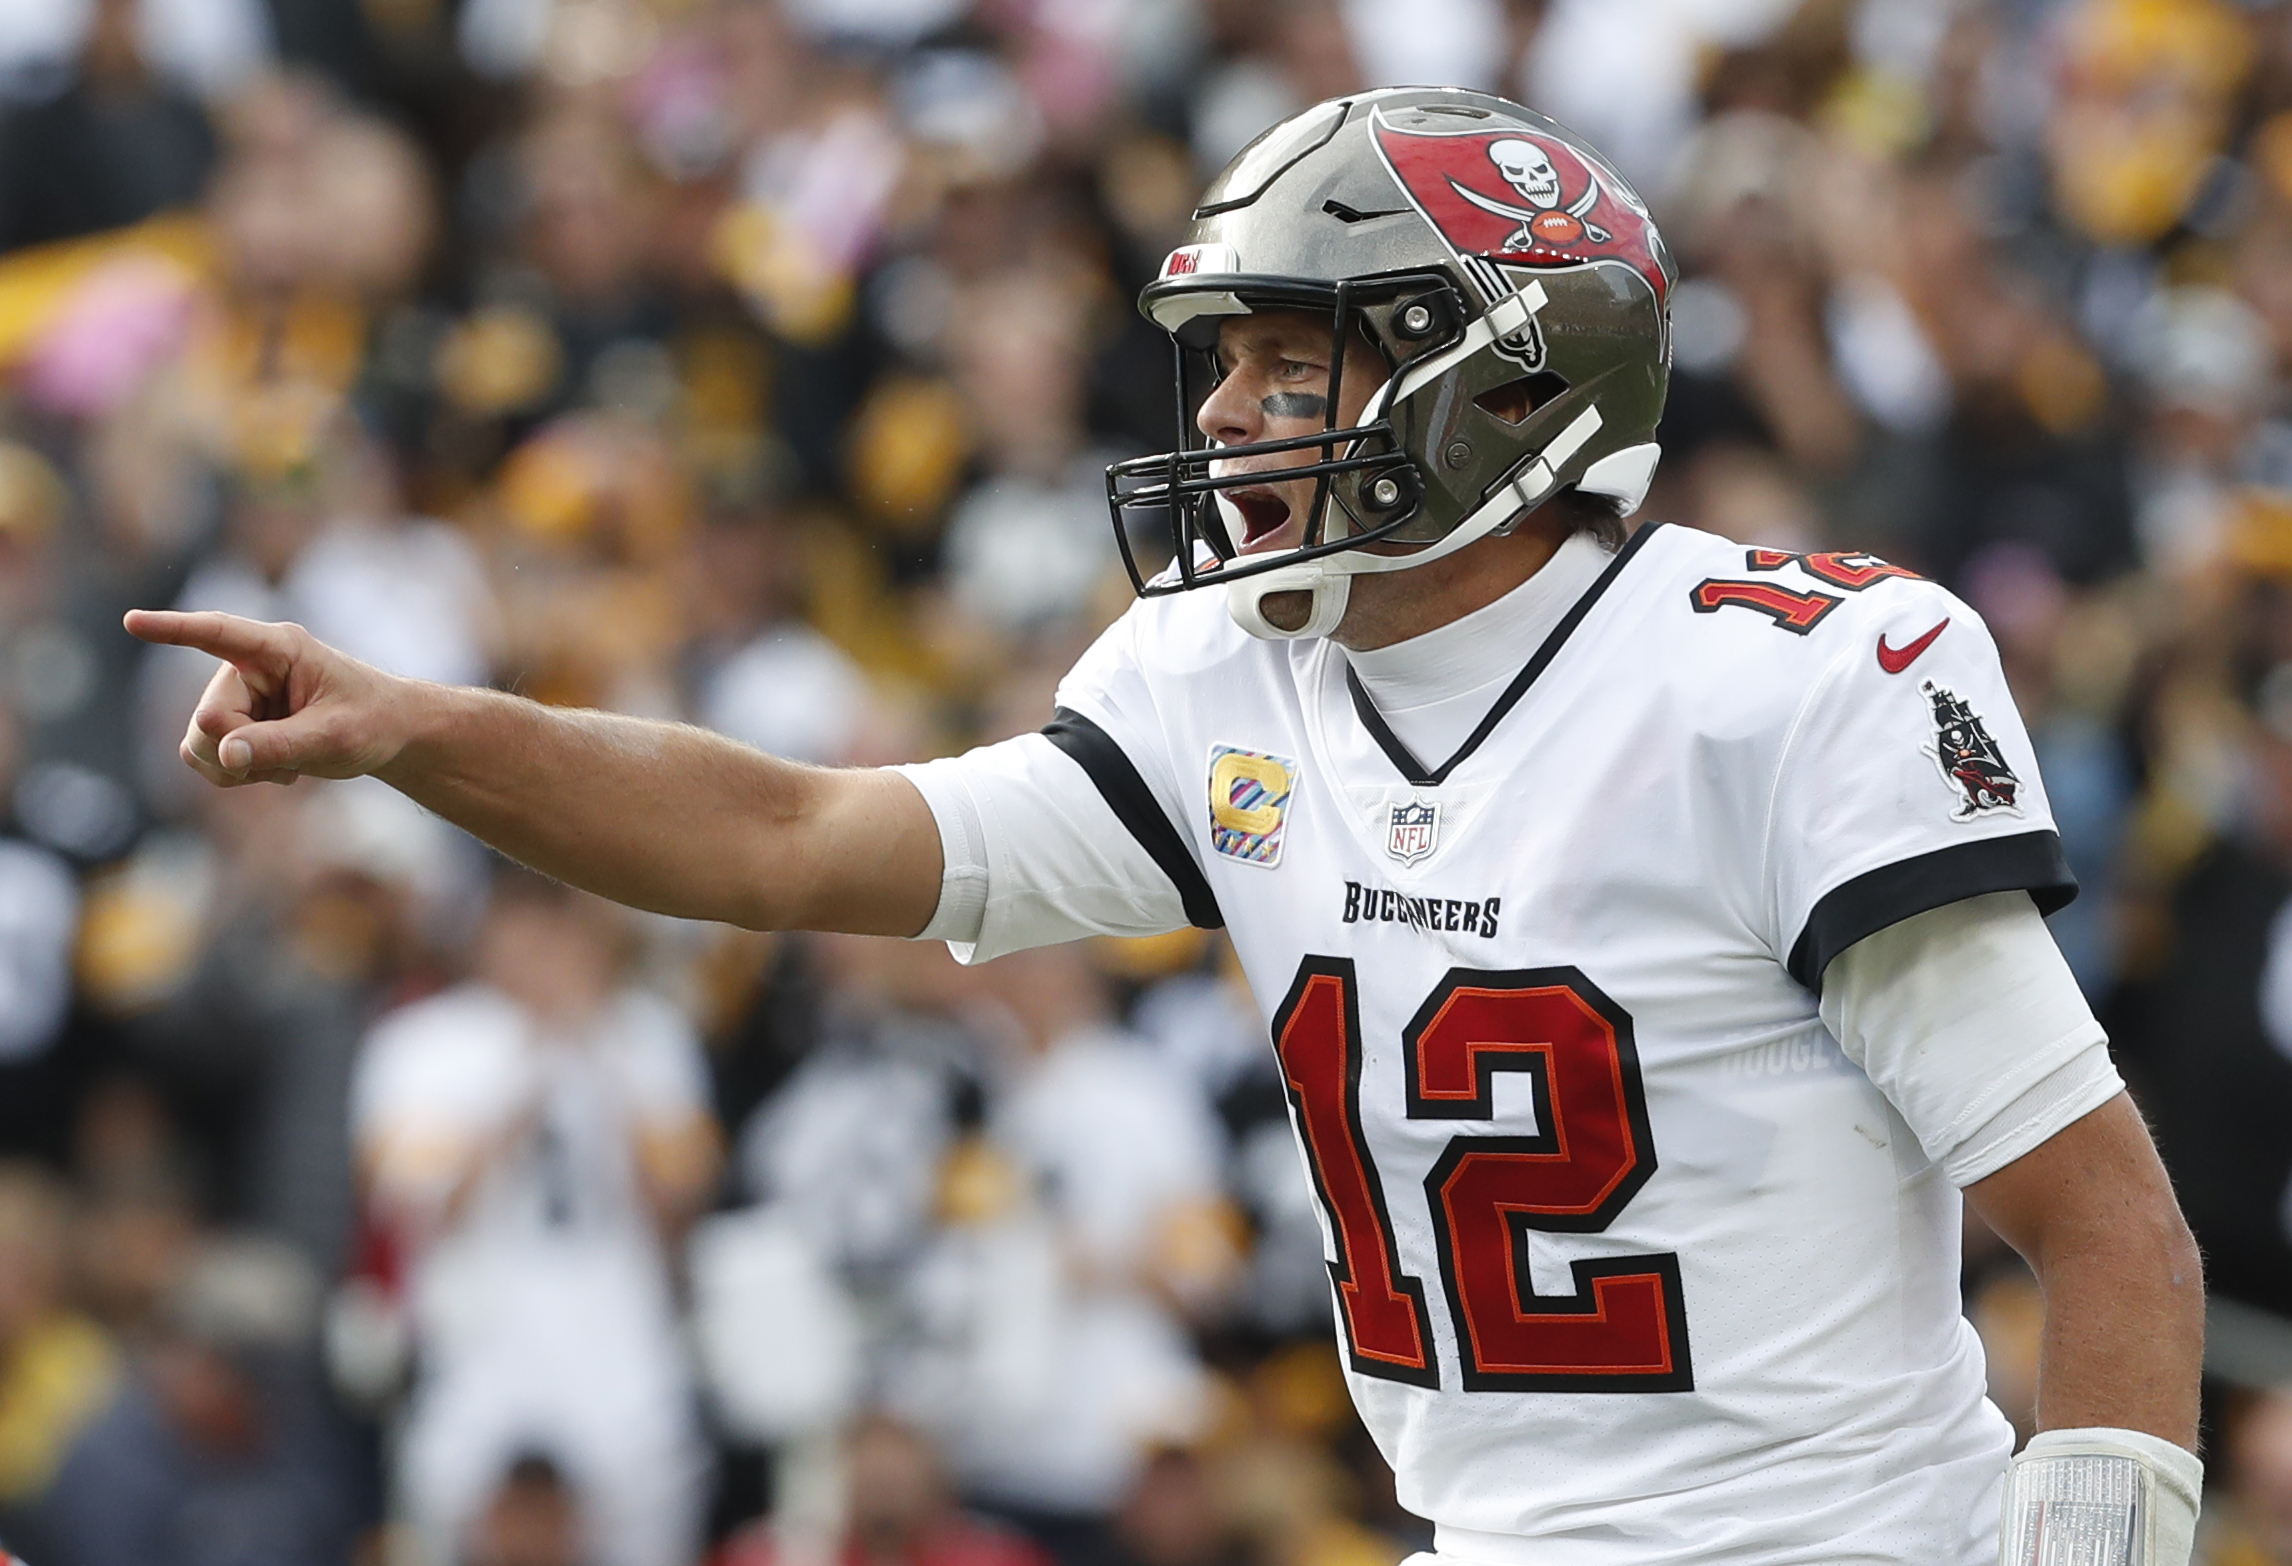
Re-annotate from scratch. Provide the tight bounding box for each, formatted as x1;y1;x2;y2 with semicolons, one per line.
1552;487;1630;550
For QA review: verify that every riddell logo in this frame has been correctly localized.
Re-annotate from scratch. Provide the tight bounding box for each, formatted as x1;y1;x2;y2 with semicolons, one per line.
1160;243;1236;280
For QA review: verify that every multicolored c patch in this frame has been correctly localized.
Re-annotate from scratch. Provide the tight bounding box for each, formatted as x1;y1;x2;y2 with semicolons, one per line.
1207;745;1295;868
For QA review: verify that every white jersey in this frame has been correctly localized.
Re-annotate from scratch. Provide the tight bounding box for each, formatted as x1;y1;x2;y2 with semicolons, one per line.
899;522;2115;1566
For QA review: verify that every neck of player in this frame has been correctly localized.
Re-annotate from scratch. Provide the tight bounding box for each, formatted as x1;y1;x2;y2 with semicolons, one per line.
1326;502;1573;652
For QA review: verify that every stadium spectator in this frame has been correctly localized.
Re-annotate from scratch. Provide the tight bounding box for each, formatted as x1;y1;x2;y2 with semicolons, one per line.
353;868;718;1566
2112;651;2292;1317
716;1414;1054;1566
38;1233;364;1566
0;0;220;254
917;941;1231;1564
2202;1387;2292;1566
464;1452;588;1566
0;708;83;1158
0;1164;117;1561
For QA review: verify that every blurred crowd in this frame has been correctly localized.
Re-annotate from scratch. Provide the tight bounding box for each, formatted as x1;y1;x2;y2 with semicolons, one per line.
1;0;2291;1563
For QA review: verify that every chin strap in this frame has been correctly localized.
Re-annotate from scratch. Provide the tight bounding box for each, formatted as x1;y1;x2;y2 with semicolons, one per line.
1226;561;1351;639
1224;404;1617;642
1999;1428;2201;1566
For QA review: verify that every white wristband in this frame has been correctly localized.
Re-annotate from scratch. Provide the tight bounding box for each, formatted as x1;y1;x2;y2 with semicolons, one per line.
1999;1427;2202;1566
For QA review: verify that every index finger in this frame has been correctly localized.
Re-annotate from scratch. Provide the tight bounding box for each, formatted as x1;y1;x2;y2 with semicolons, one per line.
123;609;291;669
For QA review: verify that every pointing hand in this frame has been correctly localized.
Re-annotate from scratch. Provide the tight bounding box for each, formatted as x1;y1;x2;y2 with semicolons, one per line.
123;611;414;788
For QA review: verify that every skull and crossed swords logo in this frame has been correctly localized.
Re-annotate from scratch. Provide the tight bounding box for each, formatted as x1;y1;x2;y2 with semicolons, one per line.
1449;138;1612;250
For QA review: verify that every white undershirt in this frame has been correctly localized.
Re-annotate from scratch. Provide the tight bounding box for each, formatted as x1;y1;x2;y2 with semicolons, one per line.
1342;530;1615;765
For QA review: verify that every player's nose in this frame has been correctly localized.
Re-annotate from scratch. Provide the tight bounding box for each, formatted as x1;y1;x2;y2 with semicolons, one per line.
1197;368;1262;447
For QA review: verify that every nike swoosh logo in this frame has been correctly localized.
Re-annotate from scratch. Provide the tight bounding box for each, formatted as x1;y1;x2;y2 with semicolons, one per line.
1877;618;1949;674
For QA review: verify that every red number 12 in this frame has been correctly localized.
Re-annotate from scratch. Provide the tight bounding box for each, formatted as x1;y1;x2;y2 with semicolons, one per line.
1273;958;1693;1393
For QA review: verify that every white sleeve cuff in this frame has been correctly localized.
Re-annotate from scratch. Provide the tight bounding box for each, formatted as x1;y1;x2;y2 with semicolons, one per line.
1942;1038;2122;1186
891;759;989;947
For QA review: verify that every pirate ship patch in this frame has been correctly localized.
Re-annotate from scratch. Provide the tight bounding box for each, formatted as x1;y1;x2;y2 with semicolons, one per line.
1921;681;2021;819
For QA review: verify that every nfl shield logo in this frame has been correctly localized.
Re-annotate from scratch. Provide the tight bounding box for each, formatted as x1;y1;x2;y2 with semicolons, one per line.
1385;801;1440;866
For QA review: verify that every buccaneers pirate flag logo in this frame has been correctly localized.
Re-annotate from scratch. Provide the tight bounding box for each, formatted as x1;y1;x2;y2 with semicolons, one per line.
1369;109;1669;305
1922;681;2021;819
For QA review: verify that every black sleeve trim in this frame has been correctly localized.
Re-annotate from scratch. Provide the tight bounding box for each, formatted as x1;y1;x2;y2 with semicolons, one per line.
1787;829;2077;991
1041;708;1224;931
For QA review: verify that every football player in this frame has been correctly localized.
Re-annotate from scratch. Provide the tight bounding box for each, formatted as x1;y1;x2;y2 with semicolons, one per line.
131;90;2202;1566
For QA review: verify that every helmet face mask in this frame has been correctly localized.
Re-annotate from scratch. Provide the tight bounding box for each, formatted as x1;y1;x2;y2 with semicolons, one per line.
1104;89;1676;639
1104;273;1460;598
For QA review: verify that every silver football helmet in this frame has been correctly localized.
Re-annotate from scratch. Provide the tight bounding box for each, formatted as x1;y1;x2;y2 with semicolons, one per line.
1104;87;1676;639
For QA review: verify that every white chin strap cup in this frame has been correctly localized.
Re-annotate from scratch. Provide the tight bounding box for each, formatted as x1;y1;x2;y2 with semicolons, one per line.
1228;559;1351;640
1998;1428;2202;1566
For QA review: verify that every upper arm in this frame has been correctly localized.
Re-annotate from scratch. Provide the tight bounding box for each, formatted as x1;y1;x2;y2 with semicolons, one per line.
760;763;947;937
1964;1092;2192;1273
883;607;1210;963
896;731;1195;962
744;604;1199;942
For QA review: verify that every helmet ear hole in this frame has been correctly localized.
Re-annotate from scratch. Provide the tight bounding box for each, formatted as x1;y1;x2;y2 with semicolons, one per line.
1473;371;1570;426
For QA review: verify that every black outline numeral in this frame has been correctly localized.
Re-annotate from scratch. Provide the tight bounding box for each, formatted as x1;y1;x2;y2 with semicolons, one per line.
1745;547;1920;592
1689;578;1842;634
1274;959;1694;1396
1405;968;1692;1393
1272;958;1440;1387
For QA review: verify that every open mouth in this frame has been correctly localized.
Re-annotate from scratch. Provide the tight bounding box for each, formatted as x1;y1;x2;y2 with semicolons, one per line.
1226;489;1293;551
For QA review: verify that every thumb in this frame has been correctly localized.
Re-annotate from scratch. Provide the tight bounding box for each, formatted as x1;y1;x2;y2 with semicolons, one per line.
216;710;337;776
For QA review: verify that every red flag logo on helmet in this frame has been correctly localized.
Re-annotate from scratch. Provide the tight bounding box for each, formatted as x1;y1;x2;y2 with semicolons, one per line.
1370;111;1667;303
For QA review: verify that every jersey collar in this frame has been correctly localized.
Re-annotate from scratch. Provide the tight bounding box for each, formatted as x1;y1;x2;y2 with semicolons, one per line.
1344;521;1667;787
1345;529;1616;714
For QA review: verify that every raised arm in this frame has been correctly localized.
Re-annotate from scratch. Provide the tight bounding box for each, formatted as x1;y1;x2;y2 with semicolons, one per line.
125;610;943;935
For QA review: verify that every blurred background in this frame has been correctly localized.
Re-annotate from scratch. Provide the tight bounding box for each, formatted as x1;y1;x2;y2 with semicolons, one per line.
0;0;2289;1563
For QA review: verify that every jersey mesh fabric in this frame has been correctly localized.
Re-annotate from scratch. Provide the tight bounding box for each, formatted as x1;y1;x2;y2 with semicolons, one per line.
899;523;2100;1566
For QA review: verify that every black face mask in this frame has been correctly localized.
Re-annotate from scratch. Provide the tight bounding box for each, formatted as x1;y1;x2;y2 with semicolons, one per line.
1102;276;1465;598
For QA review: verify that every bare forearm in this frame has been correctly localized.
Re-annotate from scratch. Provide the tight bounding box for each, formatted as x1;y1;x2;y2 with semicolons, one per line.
1969;1094;2204;1447
121;611;940;930
2025;1220;2203;1444
377;681;939;934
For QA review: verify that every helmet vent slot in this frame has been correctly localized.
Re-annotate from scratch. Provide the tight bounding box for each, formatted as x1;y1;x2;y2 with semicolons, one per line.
1322;199;1409;224
1473;372;1570;426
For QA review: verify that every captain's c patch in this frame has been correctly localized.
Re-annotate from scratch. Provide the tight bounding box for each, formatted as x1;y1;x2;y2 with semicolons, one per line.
1207;745;1295;867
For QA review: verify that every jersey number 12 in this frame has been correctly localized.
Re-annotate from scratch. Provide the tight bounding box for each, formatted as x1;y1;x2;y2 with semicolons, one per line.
1272;958;1693;1393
